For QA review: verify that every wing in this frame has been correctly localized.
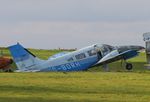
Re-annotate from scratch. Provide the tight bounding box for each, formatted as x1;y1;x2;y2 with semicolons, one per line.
94;50;138;66
48;52;70;60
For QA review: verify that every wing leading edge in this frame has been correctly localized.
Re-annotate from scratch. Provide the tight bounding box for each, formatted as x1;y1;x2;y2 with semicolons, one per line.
94;50;138;66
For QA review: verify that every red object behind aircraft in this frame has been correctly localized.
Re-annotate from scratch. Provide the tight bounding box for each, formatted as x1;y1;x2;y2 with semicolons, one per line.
0;56;13;72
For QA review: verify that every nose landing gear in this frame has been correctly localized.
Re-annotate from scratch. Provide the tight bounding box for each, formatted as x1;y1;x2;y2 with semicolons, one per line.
121;60;133;70
125;63;133;70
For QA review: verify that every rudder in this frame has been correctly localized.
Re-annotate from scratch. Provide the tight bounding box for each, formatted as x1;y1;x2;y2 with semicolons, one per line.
8;43;42;70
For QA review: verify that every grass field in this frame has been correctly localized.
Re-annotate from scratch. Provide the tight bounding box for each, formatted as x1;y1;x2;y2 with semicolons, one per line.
0;48;150;102
0;72;150;102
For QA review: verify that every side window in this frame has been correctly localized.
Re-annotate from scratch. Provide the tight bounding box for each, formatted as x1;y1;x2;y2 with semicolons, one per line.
67;57;74;62
75;53;86;60
101;46;109;56
87;50;96;56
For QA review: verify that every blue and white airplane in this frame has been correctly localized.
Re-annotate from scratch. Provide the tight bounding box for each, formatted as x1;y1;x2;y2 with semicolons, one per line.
8;43;144;72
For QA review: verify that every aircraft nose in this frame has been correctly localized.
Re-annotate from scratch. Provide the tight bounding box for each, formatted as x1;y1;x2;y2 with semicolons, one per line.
137;46;145;50
130;46;145;51
118;45;145;53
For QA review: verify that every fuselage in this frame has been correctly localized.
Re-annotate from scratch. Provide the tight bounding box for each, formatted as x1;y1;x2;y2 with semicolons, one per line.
34;44;102;71
35;44;144;72
8;43;144;72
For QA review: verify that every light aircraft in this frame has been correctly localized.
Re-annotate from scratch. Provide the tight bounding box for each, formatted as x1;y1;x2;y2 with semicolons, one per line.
8;43;144;72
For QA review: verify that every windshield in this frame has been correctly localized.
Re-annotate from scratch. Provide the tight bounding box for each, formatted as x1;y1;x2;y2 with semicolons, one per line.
95;44;115;56
103;44;116;51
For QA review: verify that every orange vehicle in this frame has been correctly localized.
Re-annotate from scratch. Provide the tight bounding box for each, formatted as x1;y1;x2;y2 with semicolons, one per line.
0;56;13;72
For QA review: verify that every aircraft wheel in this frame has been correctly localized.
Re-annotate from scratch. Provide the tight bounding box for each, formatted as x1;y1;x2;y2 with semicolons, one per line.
126;63;133;70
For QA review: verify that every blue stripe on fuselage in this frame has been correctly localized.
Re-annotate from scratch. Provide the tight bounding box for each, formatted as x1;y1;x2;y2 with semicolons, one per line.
41;56;99;72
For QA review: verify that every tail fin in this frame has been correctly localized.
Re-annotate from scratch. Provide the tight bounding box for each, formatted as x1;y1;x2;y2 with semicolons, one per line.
8;43;43;71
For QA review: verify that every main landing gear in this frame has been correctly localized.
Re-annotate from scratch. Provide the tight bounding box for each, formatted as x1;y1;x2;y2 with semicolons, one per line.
121;60;133;70
125;63;133;70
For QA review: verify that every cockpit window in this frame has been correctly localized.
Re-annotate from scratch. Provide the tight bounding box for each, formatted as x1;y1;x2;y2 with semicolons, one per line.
75;53;86;60
87;50;96;56
100;45;114;56
104;44;115;51
107;45;115;51
101;46;108;56
102;46;108;52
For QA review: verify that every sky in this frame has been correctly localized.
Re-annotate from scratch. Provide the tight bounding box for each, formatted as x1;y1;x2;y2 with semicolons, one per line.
0;0;150;49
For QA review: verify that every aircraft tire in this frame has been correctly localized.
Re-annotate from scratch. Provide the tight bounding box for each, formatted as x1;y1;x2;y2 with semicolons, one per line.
126;63;133;70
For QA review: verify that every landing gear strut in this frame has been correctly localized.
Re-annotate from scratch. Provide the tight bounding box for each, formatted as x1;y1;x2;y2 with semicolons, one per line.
125;63;133;70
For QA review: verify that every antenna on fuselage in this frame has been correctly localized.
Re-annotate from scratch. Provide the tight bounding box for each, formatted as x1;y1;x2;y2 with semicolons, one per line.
143;32;150;69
